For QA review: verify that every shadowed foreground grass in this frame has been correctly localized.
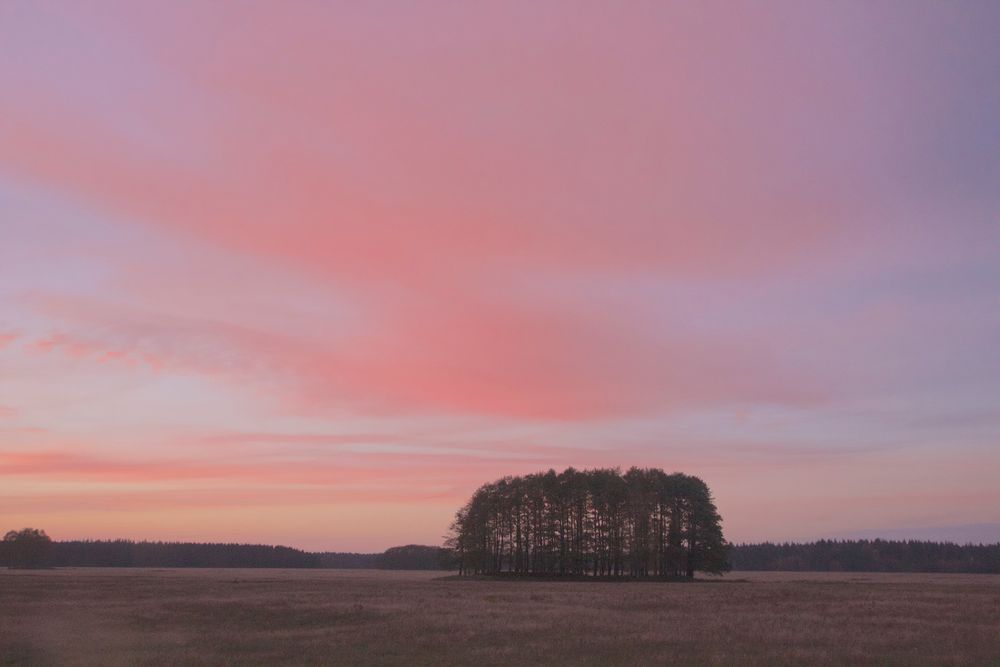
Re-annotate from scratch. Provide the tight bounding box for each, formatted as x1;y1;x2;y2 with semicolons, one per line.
2;568;999;666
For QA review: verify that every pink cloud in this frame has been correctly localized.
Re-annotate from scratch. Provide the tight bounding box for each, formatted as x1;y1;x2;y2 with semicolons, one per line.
2;3;998;549
2;487;458;513
0;2;905;427
24;330;166;372
18;287;824;420
0;448;562;510
0;5;895;426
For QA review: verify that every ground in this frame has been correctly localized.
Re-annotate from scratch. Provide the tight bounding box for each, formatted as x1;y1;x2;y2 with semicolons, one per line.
1;568;998;666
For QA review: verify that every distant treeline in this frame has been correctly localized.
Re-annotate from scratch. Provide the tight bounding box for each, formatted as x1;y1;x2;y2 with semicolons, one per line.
50;540;319;568
317;545;457;570
0;538;452;570
314;551;380;569
730;540;1000;574
7;534;999;573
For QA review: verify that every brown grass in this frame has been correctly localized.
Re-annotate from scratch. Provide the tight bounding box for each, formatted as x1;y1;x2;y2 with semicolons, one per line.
2;568;999;666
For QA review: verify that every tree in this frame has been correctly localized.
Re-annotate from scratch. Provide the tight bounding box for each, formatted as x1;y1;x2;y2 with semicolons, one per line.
448;467;729;578
3;528;53;569
377;544;453;570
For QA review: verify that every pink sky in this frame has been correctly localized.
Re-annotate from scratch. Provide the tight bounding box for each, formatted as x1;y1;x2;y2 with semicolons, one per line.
2;2;999;551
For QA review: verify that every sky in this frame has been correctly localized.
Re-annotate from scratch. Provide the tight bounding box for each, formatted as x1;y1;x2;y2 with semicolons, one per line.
2;2;999;551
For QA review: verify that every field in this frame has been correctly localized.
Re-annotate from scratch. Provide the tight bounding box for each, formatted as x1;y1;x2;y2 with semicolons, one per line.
2;569;999;666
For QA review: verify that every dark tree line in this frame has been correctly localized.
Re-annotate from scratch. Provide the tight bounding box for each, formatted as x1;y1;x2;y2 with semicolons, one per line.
379;544;457;570
730;539;1000;573
7;528;998;574
40;540;320;568
1;533;453;570
317;546;454;569
448;467;729;578
314;552;380;569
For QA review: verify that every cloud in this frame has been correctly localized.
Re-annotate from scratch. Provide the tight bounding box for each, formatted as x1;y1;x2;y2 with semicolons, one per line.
4;2;988;426
1;2;998;547
15;285;827;420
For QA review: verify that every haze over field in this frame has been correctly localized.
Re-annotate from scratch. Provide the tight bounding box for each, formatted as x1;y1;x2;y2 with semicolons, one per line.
1;2;999;551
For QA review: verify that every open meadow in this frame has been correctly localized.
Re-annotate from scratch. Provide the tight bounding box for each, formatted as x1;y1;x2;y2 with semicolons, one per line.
2;568;999;666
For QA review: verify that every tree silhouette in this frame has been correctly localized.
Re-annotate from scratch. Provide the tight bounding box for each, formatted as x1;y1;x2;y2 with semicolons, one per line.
3;528;53;569
378;544;454;570
450;467;730;578
729;539;1000;573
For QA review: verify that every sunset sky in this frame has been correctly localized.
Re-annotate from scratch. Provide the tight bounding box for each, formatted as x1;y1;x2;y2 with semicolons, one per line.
2;2;999;551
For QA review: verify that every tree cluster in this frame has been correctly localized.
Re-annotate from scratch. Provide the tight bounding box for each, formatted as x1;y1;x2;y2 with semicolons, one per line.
730;539;1000;573
449;467;729;578
2;528;53;568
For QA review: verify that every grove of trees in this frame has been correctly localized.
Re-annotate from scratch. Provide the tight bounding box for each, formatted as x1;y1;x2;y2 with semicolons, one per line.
448;467;729;578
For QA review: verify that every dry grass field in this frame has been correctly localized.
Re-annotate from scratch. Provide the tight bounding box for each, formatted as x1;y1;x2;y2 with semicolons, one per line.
2;568;999;666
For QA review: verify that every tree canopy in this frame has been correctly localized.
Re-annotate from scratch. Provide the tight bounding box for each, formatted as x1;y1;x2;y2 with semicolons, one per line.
449;467;729;578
